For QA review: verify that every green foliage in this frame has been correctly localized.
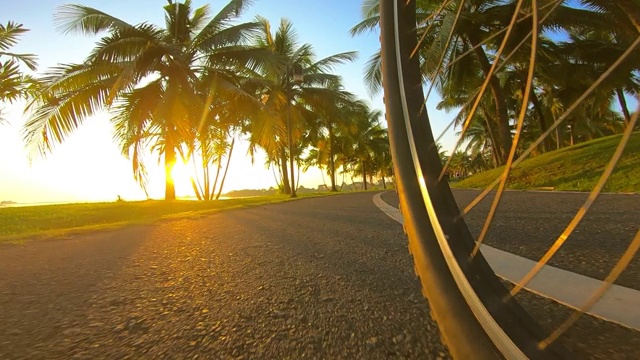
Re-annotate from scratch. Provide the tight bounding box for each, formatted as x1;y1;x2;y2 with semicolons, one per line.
0;21;37;122
453;132;640;193
352;0;638;167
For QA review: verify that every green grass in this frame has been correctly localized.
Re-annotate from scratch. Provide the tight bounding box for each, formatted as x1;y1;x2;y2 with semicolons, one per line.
0;192;339;242
453;132;640;193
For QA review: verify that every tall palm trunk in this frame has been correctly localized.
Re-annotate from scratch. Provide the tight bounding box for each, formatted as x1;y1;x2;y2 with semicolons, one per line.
480;105;502;162
328;125;337;191
190;141;204;201
530;90;551;152
616;88;631;126
203;147;212;200
280;146;291;194
467;34;511;164
210;155;223;201
287;108;297;198
362;160;368;190
164;135;176;201
569;123;575;146
215;137;235;200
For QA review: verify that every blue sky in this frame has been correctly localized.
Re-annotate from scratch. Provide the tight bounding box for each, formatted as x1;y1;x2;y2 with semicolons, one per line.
1;0;456;203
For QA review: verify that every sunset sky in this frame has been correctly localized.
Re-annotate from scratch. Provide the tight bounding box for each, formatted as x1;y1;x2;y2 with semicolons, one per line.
1;0;457;204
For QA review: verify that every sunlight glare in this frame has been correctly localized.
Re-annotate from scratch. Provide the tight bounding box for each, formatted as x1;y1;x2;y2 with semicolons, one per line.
171;161;194;191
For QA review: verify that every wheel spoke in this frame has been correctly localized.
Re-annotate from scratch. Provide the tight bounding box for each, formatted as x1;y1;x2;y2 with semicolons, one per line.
511;104;640;295
471;0;539;257
461;34;640;217
438;0;526;182
540;229;640;349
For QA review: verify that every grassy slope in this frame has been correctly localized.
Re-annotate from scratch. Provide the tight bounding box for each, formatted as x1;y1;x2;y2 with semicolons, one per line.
0;192;339;241
453;132;640;193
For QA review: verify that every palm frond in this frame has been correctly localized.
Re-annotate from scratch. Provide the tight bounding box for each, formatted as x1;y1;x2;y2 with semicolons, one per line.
54;4;135;35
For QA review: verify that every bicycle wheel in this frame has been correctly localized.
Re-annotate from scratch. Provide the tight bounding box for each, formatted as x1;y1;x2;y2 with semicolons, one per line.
379;0;640;358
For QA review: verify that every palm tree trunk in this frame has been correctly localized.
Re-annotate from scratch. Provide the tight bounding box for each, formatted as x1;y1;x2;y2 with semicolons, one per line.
286;104;297;198
328;125;337;192
467;34;511;164
341;168;347;191
215;137;235;200
164;139;176;201
480;105;501;162
289;149;297;197
202;140;211;201
569;123;575;146
616;0;640;32
190;145;204;200
191;179;203;201
530;90;550;152
280;146;291;194
616;88;631;126
362;161;368;190
210;156;222;201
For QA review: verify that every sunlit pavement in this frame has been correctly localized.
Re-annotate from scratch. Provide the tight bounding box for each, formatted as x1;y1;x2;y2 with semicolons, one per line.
0;192;449;359
374;192;640;331
0;191;638;359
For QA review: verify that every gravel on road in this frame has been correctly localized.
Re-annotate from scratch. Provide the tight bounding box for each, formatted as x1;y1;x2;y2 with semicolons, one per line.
2;190;638;359
0;193;449;360
381;189;639;290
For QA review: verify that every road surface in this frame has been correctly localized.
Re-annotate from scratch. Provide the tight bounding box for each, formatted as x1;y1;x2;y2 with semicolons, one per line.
0;191;638;359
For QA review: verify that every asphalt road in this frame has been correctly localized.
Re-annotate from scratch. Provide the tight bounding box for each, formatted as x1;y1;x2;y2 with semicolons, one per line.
0;191;638;359
381;189;640;290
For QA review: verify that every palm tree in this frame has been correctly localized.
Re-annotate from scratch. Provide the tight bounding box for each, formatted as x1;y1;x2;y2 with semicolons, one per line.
24;0;265;200
248;17;357;197
303;82;363;192
0;22;37;123
370;133;392;189
349;105;387;190
353;0;638;165
185;97;237;201
351;0;518;163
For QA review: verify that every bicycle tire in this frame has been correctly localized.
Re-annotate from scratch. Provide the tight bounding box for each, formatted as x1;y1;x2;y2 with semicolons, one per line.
379;1;570;358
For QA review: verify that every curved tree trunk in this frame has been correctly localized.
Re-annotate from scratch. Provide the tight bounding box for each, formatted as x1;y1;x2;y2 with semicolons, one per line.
280;146;291;195
210;156;223;201
480;104;502;162
467;33;512;164
215;137;235;200
616;88;631;126
190;144;204;201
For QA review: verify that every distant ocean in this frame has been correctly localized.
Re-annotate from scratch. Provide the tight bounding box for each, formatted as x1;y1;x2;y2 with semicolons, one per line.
0;201;80;208
0;196;236;208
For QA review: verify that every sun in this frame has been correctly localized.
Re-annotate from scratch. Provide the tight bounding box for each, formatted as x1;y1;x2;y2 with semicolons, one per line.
170;161;196;195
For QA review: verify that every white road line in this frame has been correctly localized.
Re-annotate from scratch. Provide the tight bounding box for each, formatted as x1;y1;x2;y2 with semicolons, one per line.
373;192;640;331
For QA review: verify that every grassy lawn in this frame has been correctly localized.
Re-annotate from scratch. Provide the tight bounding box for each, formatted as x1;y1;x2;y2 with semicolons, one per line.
0;192;339;242
453;132;640;193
